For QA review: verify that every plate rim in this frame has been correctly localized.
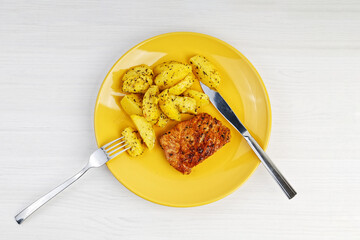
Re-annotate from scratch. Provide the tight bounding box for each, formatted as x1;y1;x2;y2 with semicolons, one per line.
93;31;272;207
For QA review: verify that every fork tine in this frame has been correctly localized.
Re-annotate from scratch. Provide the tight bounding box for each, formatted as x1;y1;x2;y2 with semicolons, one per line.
109;146;131;159
106;140;126;152
102;136;124;149
107;143;129;155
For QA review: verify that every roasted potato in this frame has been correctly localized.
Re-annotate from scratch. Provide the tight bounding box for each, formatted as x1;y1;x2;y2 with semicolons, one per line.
142;85;161;123
168;74;194;95
182;89;210;107
156;112;169;127
121;127;144;157
130;115;156;150
153;61;190;75
158;89;181;121
154;61;192;90
120;93;143;116
189;55;220;89
122;65;154;93
174;96;197;115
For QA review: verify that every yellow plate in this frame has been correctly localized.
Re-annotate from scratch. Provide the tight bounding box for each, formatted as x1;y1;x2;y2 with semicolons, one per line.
94;32;271;207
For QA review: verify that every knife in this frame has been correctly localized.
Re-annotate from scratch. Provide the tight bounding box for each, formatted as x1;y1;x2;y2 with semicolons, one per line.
200;82;296;199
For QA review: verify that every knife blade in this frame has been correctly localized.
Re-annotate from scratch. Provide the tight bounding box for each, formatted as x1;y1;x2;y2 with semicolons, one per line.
200;82;297;199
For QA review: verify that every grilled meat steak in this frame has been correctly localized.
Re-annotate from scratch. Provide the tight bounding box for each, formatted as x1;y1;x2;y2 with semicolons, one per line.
159;113;231;174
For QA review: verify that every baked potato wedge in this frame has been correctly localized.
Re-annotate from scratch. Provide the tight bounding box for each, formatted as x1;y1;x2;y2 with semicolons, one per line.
189;55;220;89
174;96;197;115
142;85;161;123
122;65;154;93
154;61;192;90
182;89;210;107
153;61;191;75
156;112;169;127
158;89;181;121
121;127;144;157
130;115;156;150
120;93;143;116
168;74;194;95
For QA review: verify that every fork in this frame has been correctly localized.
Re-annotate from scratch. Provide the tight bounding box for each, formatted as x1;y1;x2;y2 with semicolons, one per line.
14;137;130;224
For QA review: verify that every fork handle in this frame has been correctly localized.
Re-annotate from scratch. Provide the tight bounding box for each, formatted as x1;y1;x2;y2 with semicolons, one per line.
15;164;91;224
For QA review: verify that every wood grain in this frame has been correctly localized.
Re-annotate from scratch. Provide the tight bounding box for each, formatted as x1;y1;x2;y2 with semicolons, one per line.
1;0;359;239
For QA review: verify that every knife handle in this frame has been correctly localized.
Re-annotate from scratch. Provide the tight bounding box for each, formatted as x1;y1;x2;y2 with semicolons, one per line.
243;132;297;199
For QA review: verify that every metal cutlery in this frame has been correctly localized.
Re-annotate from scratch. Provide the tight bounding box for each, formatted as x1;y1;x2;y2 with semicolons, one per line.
200;82;297;199
15;137;130;224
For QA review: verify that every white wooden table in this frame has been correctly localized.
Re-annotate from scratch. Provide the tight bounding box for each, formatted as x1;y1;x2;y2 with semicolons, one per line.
1;1;359;239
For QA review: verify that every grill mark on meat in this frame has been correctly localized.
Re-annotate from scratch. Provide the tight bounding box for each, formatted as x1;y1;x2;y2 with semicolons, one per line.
159;113;231;174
